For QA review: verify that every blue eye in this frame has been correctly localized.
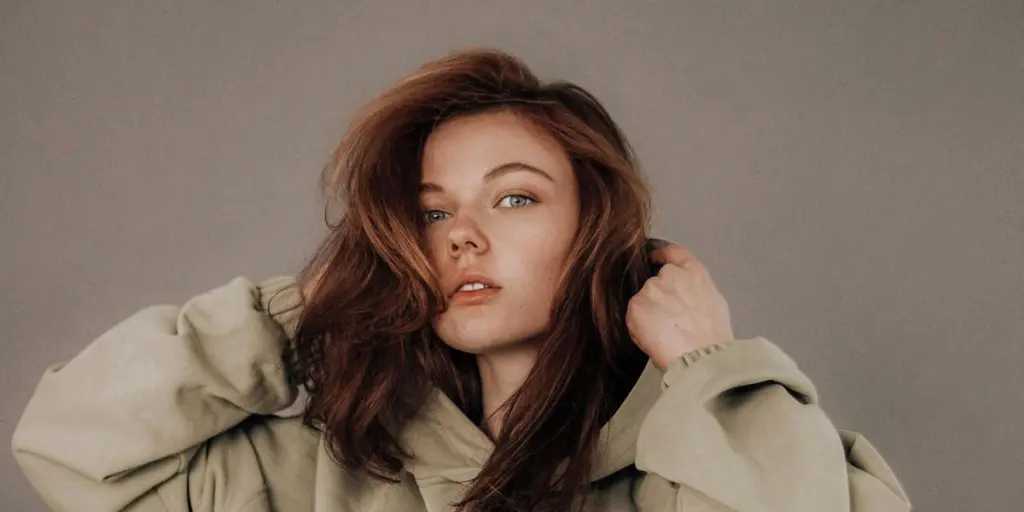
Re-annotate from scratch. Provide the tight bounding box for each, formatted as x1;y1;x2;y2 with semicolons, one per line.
498;194;535;208
422;194;535;225
423;210;448;225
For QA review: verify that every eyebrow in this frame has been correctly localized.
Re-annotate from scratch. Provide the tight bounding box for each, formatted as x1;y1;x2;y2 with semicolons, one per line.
419;161;555;194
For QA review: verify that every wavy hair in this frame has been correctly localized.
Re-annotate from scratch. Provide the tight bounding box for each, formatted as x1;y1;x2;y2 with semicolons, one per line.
284;47;653;512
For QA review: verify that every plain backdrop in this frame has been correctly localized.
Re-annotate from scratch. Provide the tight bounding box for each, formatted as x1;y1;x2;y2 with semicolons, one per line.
2;1;1022;510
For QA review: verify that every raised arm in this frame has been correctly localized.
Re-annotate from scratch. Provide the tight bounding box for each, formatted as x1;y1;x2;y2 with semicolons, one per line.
634;336;912;511
11;275;305;511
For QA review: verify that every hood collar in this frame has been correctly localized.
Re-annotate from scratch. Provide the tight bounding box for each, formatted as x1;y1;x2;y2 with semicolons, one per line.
399;359;664;484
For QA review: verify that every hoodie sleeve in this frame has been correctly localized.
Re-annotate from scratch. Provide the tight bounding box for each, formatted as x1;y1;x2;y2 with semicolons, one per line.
633;336;912;511
10;275;305;512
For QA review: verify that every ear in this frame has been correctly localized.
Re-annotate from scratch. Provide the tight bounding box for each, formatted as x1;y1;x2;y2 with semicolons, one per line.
644;237;671;276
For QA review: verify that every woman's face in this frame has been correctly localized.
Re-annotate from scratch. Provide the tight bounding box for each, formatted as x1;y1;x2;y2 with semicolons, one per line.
420;109;580;355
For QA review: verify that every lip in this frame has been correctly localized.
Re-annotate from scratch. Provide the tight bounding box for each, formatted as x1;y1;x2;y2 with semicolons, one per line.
450;287;500;306
448;271;501;298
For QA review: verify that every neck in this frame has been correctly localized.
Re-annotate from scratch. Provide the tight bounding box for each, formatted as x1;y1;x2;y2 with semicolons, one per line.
475;342;539;439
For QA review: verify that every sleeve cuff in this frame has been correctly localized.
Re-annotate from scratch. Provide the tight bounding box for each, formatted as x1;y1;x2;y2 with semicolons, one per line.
256;275;302;341
659;336;818;405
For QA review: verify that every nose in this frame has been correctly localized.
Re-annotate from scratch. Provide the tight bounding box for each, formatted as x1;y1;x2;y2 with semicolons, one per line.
447;215;488;258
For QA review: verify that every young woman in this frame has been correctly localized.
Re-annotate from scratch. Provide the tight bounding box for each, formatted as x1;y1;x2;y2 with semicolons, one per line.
12;48;911;511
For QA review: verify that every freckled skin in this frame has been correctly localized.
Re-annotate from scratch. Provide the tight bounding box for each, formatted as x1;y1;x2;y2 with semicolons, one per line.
420;110;580;355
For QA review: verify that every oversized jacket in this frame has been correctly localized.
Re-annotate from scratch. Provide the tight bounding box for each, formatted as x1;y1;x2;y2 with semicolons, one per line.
11;275;912;511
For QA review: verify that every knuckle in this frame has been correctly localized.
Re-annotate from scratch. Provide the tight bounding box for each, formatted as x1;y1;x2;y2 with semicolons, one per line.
659;263;682;279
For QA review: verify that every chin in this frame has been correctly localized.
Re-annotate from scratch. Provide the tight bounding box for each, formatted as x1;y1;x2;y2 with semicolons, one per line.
436;328;520;355
439;337;510;355
433;315;543;355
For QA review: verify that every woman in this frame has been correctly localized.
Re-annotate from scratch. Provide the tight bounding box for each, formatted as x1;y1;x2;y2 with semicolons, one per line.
12;48;911;511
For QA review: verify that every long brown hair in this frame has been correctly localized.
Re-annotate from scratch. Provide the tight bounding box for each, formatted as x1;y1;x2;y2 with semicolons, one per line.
283;47;653;512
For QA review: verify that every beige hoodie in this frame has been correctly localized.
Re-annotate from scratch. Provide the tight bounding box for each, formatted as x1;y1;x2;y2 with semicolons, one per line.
12;275;912;511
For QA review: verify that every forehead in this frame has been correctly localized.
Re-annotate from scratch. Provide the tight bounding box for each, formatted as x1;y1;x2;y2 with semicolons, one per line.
420;110;571;181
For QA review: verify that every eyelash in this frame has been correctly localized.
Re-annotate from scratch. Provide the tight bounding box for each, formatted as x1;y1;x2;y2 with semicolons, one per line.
422;192;538;225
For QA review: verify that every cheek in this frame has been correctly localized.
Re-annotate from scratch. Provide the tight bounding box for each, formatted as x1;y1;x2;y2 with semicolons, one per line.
504;227;573;298
423;232;446;264
526;212;575;262
518;254;561;295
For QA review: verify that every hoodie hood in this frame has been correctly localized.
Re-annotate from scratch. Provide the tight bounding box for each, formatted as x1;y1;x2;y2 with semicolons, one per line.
398;359;665;493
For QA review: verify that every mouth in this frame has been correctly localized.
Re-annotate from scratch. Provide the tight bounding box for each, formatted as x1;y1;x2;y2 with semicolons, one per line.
450;285;501;306
448;272;503;303
448;274;499;299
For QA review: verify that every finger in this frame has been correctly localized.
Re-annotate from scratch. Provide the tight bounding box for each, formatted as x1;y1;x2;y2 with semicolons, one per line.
649;243;696;267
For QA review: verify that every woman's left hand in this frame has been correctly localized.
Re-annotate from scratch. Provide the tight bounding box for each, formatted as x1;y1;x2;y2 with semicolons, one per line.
626;243;735;371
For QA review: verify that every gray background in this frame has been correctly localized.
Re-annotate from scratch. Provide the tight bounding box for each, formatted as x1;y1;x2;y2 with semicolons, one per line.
2;1;1021;510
